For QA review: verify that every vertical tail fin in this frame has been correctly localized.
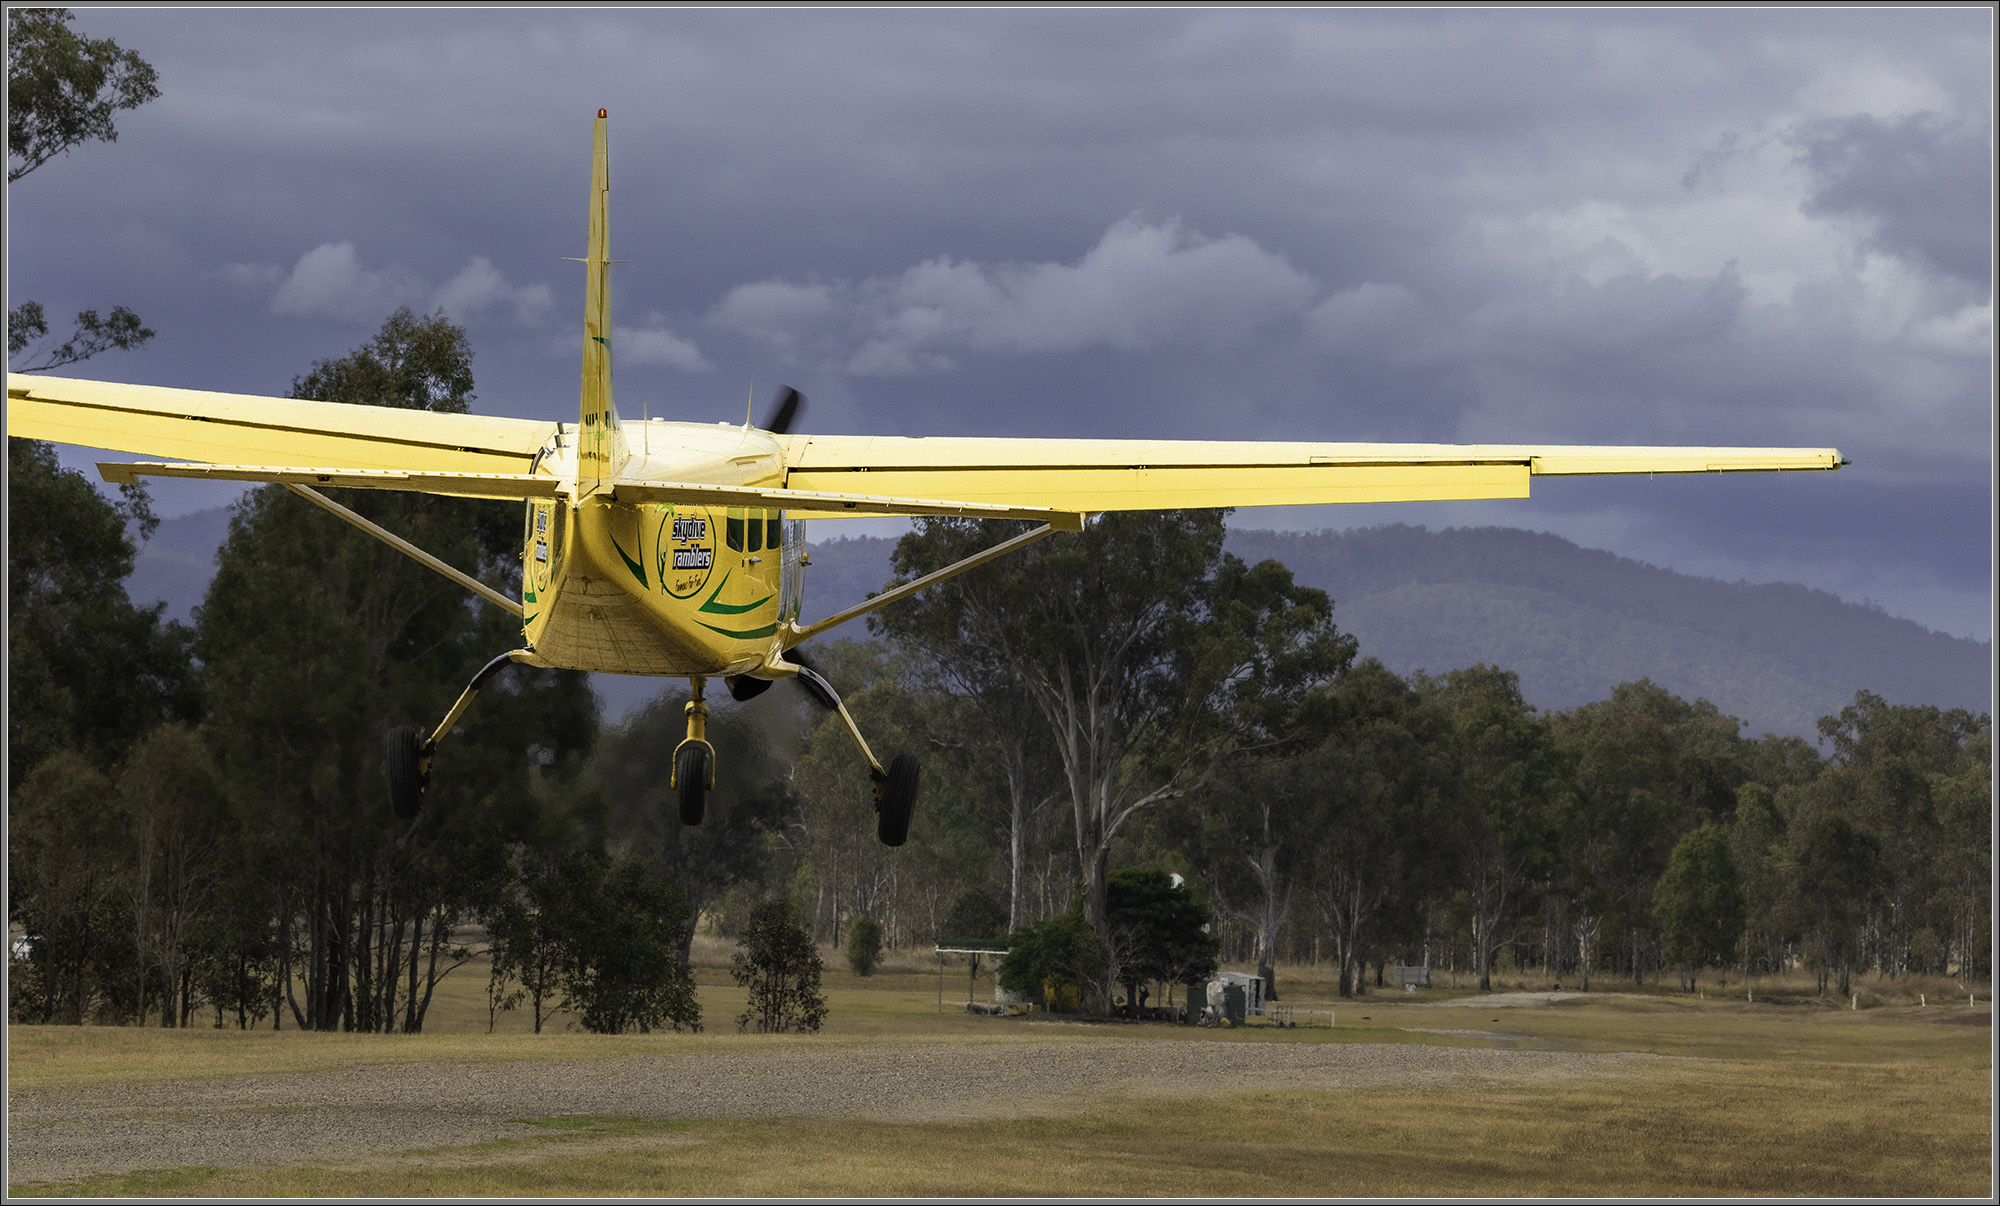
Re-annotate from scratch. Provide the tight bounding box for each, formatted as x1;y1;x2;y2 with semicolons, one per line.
578;108;621;496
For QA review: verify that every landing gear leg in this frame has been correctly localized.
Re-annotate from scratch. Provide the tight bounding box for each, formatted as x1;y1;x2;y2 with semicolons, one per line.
388;648;536;819
791;662;921;847
671;676;716;826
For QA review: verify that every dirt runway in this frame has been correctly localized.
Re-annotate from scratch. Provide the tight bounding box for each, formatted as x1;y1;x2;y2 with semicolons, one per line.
9;1034;1650;1186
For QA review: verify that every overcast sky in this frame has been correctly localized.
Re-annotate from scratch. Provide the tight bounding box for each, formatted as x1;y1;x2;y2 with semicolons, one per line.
10;9;1992;640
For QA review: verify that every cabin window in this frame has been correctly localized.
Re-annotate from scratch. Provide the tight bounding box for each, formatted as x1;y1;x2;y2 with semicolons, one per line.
746;509;764;554
726;511;744;552
767;513;783;551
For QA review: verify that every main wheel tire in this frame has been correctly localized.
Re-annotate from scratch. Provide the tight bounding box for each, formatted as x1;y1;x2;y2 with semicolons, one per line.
726;675;773;702
877;753;920;847
676;743;709;826
385;725;426;819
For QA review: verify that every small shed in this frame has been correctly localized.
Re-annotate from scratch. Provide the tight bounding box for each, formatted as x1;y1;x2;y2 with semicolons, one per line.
934;937;1012;1011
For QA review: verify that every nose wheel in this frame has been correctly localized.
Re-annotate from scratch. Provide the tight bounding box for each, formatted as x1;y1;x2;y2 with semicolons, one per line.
671;677;717;826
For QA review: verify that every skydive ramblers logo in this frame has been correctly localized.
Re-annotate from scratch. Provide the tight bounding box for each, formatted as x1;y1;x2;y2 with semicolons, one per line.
657;507;716;599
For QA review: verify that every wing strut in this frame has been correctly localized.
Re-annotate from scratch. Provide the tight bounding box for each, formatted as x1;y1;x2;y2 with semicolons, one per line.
285;484;524;617
790;520;1065;641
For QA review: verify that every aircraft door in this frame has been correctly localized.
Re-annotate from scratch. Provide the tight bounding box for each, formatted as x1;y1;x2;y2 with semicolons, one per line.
779;513;806;622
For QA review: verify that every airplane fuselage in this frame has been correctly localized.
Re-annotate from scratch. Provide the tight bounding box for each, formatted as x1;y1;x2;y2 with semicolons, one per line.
521;420;804;678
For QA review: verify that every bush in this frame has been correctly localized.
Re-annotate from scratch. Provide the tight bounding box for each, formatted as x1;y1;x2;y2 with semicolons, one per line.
846;915;883;976
941;886;1007;941
998;905;1106;1012
731;898;828;1033
559;853;702;1034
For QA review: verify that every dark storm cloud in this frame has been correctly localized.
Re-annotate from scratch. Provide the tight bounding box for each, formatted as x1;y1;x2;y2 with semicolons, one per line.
8;8;1991;640
1798;112;1993;284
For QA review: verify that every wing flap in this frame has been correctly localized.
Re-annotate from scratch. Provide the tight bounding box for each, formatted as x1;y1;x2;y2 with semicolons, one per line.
779;435;1842;511
9;373;558;475
610;479;1086;529
98;461;561;500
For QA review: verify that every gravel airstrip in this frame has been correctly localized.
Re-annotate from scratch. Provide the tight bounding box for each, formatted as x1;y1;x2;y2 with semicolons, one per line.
8;1033;1652;1185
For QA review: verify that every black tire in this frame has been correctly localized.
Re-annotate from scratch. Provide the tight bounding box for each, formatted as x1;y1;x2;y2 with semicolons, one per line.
877;753;919;847
385;725;426;819
676;743;709;826
726;675;774;702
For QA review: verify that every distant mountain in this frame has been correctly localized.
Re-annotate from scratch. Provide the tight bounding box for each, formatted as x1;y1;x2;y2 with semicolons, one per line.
132;512;1990;738
128;506;234;626
1228;526;1990;740
788;526;1991;741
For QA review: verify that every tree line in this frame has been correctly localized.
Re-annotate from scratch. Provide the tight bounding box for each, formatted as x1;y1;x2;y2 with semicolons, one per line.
7;309;1991;1030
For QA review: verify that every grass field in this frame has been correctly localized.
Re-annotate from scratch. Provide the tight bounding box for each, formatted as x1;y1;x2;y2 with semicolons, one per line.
8;947;1992;1198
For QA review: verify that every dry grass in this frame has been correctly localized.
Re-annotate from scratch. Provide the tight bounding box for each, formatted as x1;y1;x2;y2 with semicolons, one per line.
9;953;1991;1198
18;1050;1989;1198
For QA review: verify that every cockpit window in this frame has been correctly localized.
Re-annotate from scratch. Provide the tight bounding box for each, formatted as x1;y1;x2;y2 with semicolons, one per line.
767;513;783;551
746;509;764;554
725;510;744;552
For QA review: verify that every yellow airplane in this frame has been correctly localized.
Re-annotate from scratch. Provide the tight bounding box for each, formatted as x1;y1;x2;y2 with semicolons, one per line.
6;109;1845;846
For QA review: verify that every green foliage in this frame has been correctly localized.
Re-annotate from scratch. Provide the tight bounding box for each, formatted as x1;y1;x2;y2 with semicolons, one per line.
998;905;1107;1010
7;11;158;372
7;8;159;183
1106;868;1218;992
559;854;701;1034
846;915;884;976
731;899;827;1033
290;306;477;414
1784;812;1883;996
594;688;793;965
8;751;124;1023
1651;825;1744;989
7;438;199;782
942;887;1008;942
879;511;1354;973
188;310;594;1032
8;300;155;373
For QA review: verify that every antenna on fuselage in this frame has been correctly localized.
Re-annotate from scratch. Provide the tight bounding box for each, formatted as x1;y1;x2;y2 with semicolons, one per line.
744;380;755;430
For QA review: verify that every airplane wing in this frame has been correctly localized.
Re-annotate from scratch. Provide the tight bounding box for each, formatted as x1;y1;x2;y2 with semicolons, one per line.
776;435;1845;512
7;373;557;476
95;460;1086;527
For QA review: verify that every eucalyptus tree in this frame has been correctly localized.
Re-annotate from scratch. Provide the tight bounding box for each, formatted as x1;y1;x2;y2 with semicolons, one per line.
1549;680;1746;983
880;512;1351;978
872;525;1070;931
8;8;159;369
1420;665;1561;991
1652;824;1744;991
196;309;595;1031
1814;691;1990;977
1298;659;1439;998
595;687;794;965
7;438;200;784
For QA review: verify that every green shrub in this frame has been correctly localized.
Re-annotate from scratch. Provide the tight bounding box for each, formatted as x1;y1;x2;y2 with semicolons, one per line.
731;898;827;1033
998;905;1106;1012
847;915;883;976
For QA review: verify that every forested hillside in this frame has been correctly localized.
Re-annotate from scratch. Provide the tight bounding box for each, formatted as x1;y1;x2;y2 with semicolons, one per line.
784;527;1991;741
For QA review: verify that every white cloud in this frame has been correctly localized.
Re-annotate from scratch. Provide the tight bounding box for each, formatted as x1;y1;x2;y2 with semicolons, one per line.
1305;282;1425;354
433;257;552;327
615;313;712;371
712;216;1319;375
256;243;552;327
269;241;423;322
